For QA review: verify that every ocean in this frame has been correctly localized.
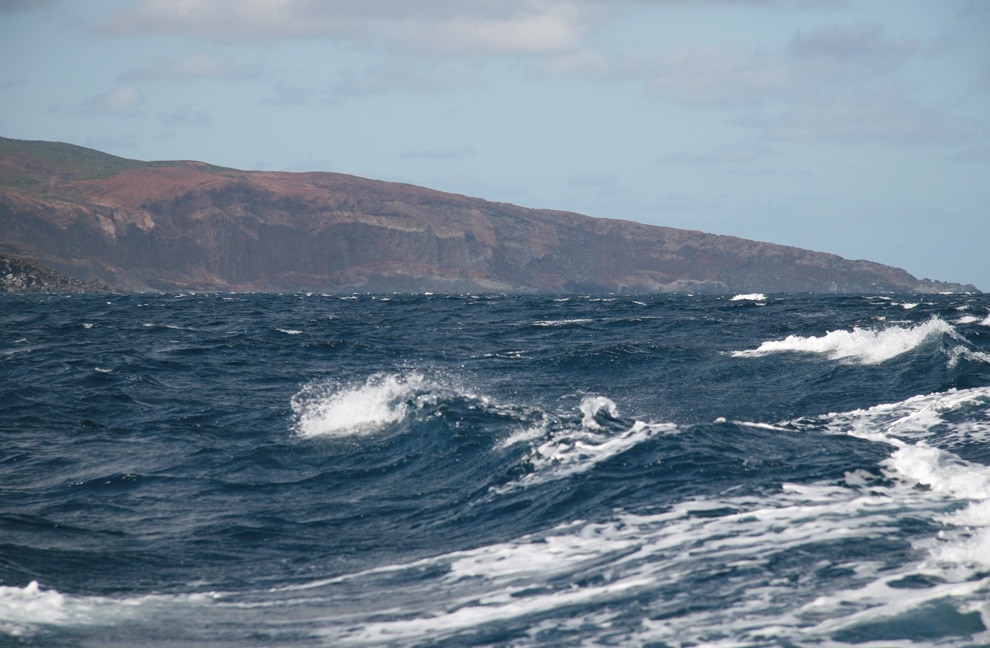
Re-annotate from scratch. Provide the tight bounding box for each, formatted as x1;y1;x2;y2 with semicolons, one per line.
2;292;990;647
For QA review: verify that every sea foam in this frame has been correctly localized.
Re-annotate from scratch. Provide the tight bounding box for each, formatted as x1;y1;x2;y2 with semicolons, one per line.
813;385;990;448
0;581;217;637
495;396;675;493
802;386;990;578
0;581;74;636
532;318;594;327
292;373;428;438
312;477;990;647
732;317;957;365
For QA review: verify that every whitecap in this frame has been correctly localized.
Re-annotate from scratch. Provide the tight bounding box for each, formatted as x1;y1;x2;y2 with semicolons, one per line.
498;424;546;450
934;500;990;570
578;395;619;430
275;328;303;335
810;386;990;448
532;318;593;327
730;293;766;301
884;443;990;501
0;581;73;636
291;373;429;438
283;386;990;646
731;317;958;365
494;396;676;493
309;478;990;646
948;345;990;367
790;386;990;581
0;581;218;638
886;443;990;579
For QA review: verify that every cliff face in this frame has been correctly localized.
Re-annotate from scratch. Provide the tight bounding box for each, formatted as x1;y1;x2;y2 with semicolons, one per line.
0;137;977;294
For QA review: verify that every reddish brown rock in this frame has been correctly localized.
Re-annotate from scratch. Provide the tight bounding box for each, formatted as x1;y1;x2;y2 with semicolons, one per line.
0;137;977;294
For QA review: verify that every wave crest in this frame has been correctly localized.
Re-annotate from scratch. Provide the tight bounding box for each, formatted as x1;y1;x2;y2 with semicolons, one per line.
732;317;958;365
291;373;433;438
496;396;675;493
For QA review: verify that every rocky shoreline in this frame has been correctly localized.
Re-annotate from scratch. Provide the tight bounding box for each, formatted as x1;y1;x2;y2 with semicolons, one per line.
1;254;110;293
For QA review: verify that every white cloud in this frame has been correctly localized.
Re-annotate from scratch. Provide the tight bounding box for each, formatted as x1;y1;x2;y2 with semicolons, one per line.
100;0;336;42
80;85;145;116
160;105;213;127
99;0;600;55
738;87;968;145
559;24;915;108
0;0;59;13
392;8;593;56
788;23;909;61
331;58;478;96
260;81;320;106
120;52;258;81
538;22;966;146
536;48;610;77
92;2;972;147
641;45;786;107
660;141;774;164
96;0;600;102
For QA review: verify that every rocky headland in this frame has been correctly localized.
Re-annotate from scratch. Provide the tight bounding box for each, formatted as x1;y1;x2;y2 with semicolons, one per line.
0;136;978;294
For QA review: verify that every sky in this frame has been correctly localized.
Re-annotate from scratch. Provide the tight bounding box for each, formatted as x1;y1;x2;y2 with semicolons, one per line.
2;0;988;290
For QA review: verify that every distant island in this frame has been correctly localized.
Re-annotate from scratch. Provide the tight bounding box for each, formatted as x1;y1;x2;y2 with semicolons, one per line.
0;136;978;294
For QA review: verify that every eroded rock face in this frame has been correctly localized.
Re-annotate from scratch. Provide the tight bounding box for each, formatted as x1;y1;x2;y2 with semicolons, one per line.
0;137;978;294
0;253;109;293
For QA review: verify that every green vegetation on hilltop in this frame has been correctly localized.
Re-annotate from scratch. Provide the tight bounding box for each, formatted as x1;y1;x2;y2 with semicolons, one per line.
0;136;148;185
0;137;232;198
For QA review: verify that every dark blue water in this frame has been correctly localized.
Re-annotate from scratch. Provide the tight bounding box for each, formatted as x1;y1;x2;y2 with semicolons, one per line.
2;292;990;646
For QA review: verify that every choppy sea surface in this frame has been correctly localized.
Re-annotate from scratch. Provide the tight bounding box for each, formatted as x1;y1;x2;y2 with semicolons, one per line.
2;292;990;647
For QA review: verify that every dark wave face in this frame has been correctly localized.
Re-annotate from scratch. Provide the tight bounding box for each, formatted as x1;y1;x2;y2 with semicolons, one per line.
2;293;990;646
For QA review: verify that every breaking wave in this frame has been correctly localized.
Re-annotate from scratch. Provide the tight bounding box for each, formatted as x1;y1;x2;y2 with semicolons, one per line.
732;317;959;364
291;373;438;438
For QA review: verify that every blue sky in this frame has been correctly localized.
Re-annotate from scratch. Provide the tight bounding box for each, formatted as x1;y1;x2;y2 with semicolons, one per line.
2;0;988;289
